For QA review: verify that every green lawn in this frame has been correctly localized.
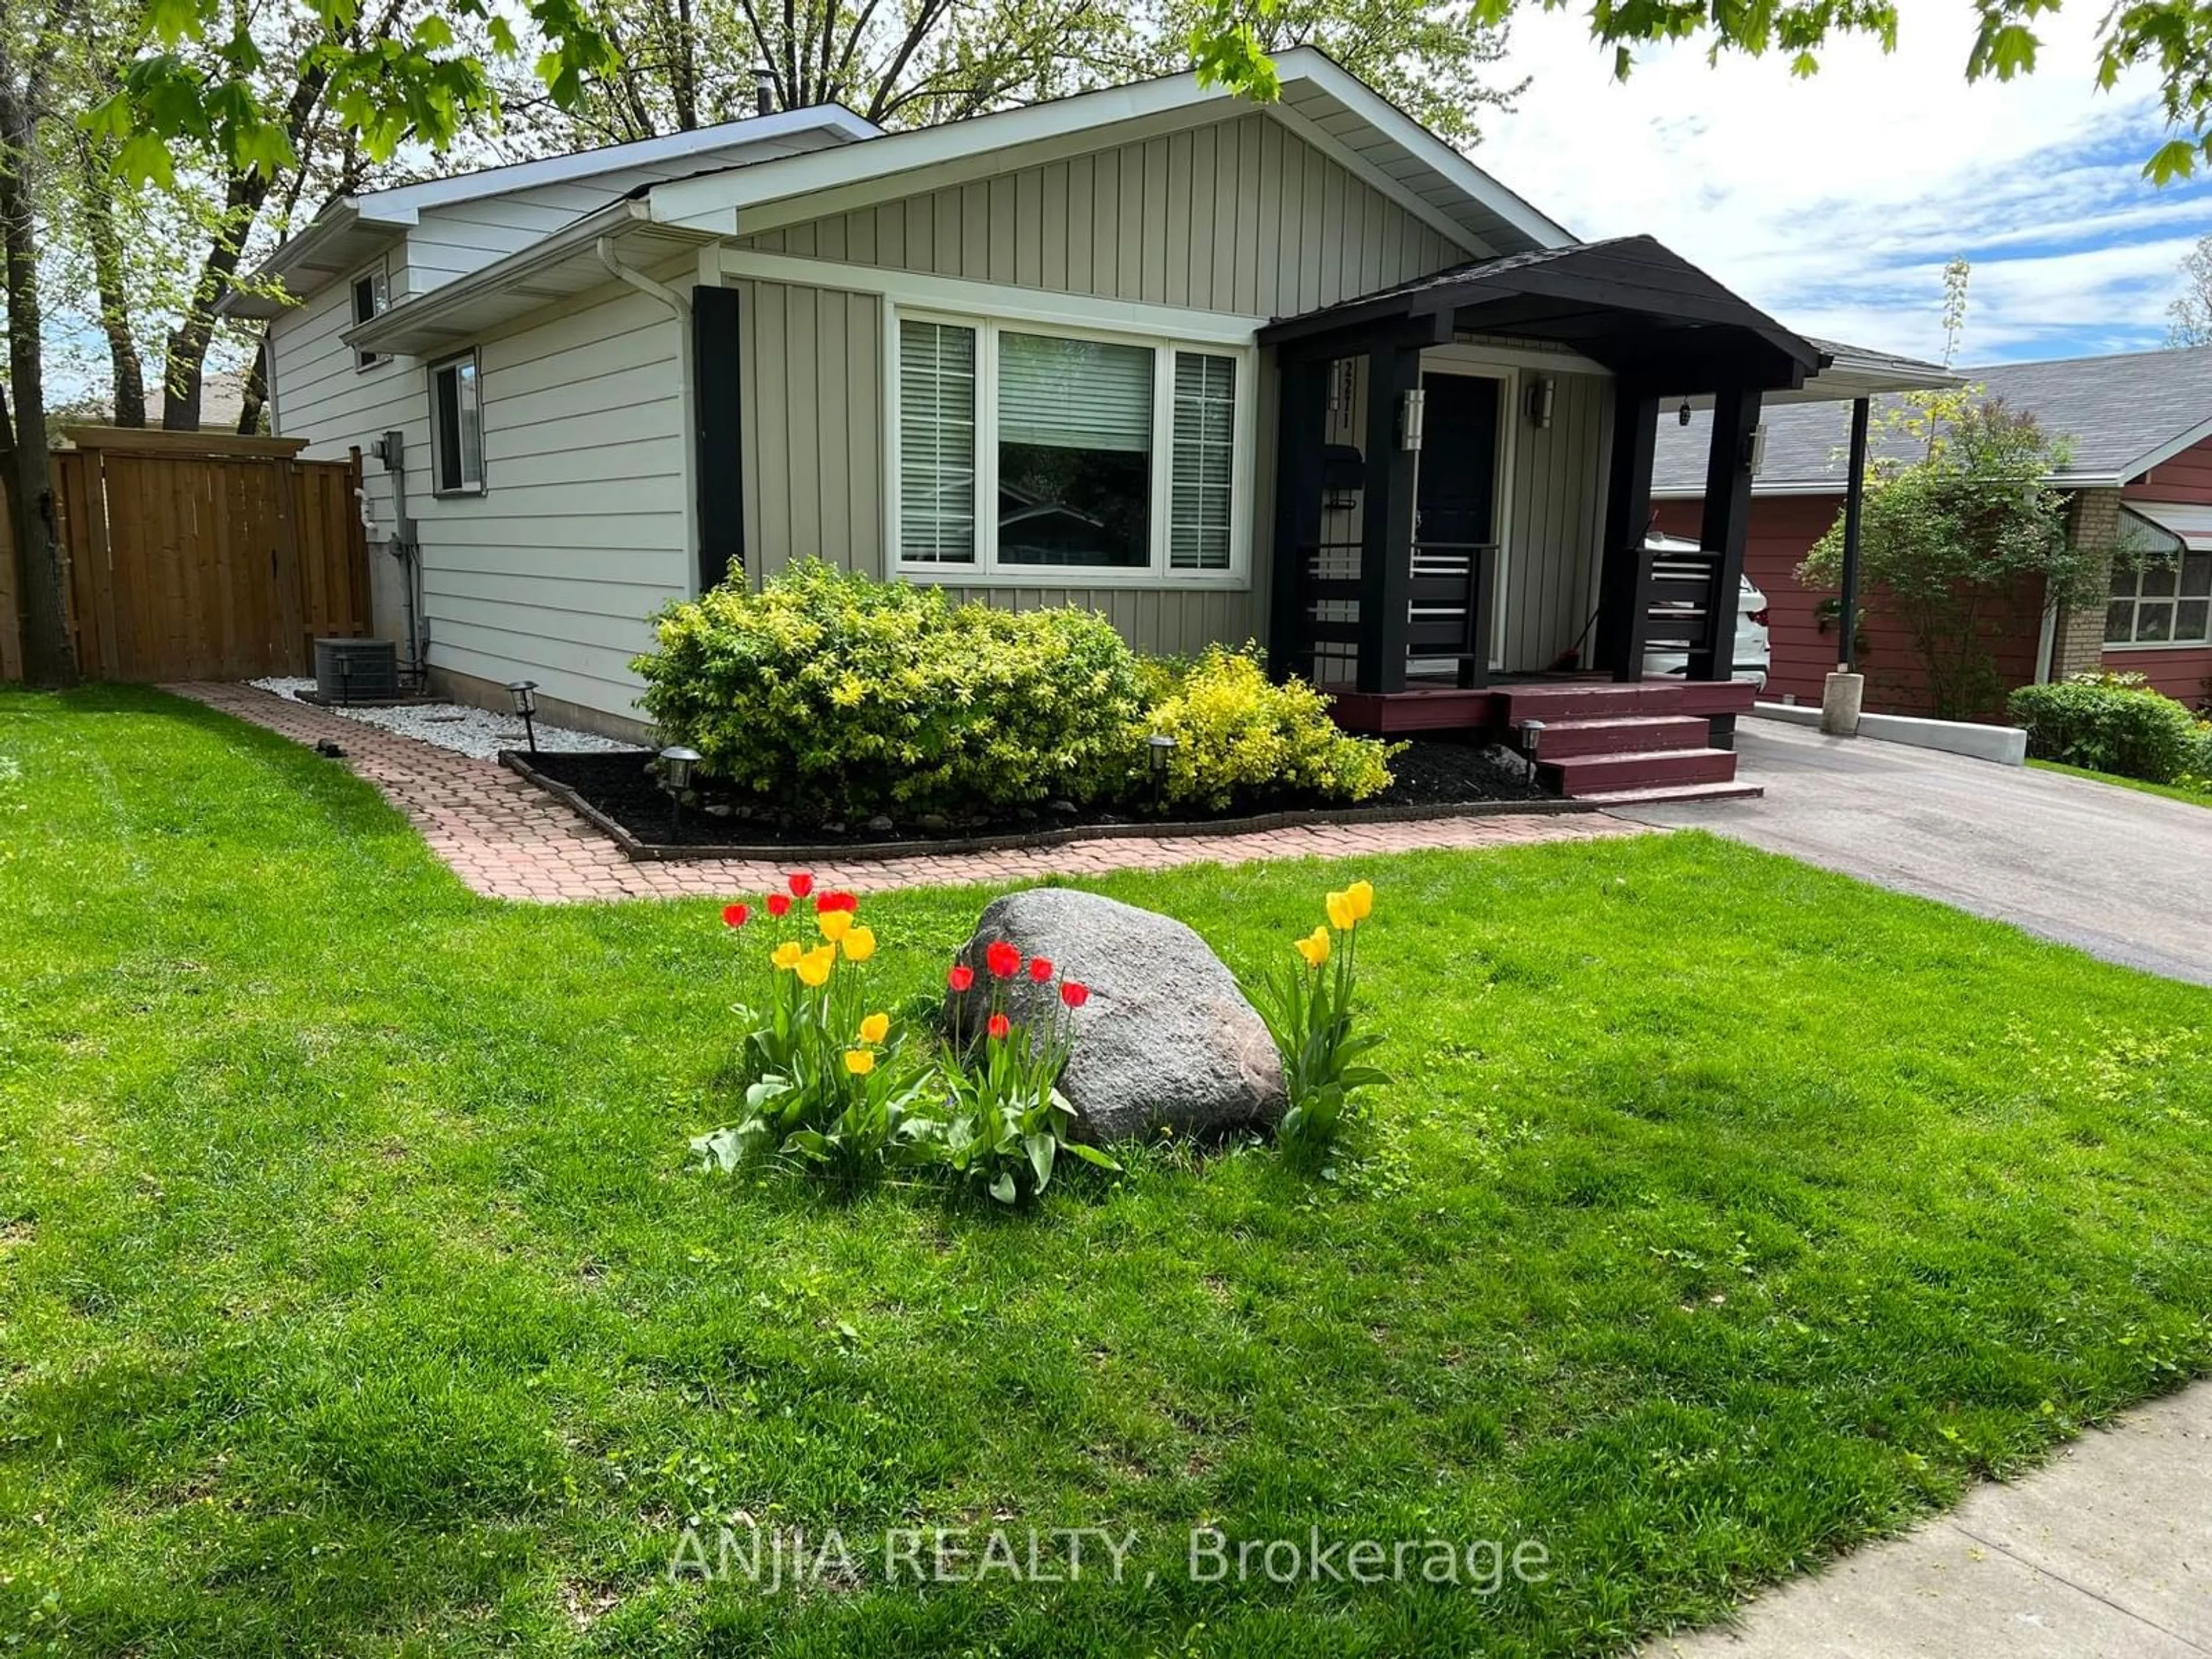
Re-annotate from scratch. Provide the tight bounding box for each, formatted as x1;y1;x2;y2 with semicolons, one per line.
2029;757;2212;808
5;685;2211;1658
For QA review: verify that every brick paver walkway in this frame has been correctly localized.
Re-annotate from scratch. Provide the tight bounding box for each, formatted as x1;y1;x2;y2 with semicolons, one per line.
169;681;1645;903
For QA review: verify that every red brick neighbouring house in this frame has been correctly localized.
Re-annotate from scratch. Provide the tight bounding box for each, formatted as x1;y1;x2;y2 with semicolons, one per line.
1653;346;2212;715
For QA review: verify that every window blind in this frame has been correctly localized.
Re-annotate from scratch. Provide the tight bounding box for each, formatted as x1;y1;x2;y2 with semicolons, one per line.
1169;351;1236;571
999;332;1153;452
899;320;978;563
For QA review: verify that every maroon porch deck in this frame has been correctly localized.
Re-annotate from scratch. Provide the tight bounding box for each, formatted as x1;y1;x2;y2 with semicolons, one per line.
1325;676;1762;804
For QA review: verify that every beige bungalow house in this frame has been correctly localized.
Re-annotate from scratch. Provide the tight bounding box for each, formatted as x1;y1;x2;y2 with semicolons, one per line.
230;52;1944;797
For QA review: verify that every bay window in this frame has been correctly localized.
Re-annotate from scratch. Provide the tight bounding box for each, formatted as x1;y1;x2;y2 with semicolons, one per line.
893;312;1249;582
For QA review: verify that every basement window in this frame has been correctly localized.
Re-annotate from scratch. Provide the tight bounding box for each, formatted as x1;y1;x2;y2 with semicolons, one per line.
430;351;484;495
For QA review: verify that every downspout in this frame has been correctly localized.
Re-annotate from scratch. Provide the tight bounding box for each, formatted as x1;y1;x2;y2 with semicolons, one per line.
596;236;700;585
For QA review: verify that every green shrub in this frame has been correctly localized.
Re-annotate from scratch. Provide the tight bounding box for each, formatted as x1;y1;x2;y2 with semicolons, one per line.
1145;645;1399;811
634;560;1147;817
2006;674;2204;783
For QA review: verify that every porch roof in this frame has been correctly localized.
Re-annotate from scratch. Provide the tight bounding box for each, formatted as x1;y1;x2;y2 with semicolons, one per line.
1257;235;1822;394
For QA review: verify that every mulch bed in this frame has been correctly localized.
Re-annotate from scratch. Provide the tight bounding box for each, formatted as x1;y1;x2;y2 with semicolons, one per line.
518;738;1542;853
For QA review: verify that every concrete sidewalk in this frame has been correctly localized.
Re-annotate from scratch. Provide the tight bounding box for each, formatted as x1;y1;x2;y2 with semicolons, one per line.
1649;1385;2212;1657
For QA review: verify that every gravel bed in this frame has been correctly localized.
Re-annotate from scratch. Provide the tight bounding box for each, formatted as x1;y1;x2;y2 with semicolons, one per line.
248;677;631;762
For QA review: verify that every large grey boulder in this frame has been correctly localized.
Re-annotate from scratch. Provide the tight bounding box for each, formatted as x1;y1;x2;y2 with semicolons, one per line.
944;888;1286;1144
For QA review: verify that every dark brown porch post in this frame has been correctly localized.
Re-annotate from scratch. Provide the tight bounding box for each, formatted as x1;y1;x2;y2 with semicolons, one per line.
1837;393;1870;672
1594;383;1660;681
1688;382;1762;682
1357;342;1420;694
1268;353;1331;682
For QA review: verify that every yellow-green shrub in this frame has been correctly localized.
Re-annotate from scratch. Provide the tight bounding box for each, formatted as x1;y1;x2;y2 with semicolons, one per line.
1145;646;1399;810
634;560;1147;816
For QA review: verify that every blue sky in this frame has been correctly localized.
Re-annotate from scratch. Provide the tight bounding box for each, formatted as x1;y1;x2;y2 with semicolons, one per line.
1478;4;2212;365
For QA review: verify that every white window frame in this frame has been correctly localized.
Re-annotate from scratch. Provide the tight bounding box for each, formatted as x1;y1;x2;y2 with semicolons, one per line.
352;262;392;371
886;306;1256;589
2106;514;2212;648
428;349;486;497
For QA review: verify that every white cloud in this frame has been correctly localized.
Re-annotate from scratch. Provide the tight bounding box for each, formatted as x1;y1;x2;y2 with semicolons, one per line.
1476;3;2212;363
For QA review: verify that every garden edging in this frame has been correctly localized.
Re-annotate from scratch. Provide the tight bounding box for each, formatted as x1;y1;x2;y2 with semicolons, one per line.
501;751;1600;863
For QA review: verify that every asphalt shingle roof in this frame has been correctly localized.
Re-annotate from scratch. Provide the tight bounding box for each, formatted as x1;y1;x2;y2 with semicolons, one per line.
1652;345;2212;494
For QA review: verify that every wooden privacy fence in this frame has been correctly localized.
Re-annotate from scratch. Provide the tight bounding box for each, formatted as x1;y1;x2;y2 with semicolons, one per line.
1;427;372;684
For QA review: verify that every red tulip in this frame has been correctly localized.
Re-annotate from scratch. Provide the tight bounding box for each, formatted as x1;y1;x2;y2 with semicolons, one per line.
816;890;858;914
985;941;1020;979
1028;956;1054;983
986;1012;1012;1040
1060;981;1089;1009
765;893;791;919
722;902;751;928
947;964;975;993
787;871;815;898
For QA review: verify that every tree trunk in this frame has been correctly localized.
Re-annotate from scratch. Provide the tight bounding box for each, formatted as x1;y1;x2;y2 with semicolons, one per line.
0;59;75;687
77;135;147;426
236;334;269;436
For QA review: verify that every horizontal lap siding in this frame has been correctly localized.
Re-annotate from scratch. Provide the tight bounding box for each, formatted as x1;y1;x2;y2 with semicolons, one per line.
2103;646;2212;703
420;286;690;718
1652;494;2046;718
2126;434;2212;505
270;276;422;645
731;115;1468;656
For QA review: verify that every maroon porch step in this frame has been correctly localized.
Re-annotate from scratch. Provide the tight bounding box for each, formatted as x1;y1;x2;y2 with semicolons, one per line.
1573;779;1765;806
1539;746;1738;796
1524;714;1710;757
1494;683;1686;722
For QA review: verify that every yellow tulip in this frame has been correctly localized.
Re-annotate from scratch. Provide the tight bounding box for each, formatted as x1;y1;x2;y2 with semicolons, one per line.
842;926;877;962
796;946;835;987
1346;879;1374;921
844;1048;876;1075
771;941;804;971
1294;926;1331;969
1325;889;1357;931
819;910;854;943
859;1011;890;1044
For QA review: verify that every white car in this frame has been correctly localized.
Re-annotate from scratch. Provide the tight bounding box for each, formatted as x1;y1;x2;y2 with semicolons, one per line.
1640;532;1771;690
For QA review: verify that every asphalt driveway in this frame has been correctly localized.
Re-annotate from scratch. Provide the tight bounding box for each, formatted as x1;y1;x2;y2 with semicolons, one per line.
1616;719;2212;987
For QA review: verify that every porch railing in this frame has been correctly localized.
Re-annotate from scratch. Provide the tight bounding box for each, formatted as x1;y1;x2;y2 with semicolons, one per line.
1289;540;1499;689
1638;544;1726;665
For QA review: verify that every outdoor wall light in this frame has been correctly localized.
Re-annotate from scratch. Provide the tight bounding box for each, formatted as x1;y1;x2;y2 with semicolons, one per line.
1525;376;1555;430
1399;387;1427;452
506;679;540;753
1147;732;1179;814
660;744;703;831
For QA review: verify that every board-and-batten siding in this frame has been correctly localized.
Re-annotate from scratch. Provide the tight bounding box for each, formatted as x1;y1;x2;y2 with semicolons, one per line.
1499;371;1610;673
730;114;1473;654
736;115;1468;317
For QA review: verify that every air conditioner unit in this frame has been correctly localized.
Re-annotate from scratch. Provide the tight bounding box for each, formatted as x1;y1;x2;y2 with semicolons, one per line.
313;638;399;703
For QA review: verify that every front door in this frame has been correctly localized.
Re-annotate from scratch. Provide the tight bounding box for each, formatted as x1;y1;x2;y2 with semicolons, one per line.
1413;372;1501;676
1416;372;1498;548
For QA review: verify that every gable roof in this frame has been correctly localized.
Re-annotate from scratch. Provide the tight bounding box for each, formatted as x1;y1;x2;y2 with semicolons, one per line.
642;50;1572;257
1653;344;2212;495
225;104;880;316
345;53;1578;358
